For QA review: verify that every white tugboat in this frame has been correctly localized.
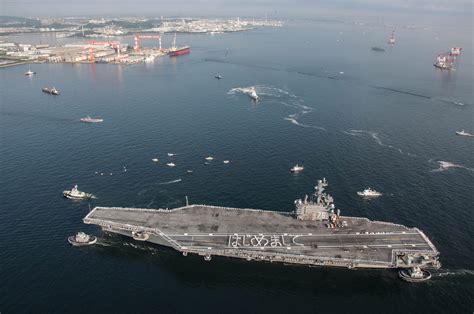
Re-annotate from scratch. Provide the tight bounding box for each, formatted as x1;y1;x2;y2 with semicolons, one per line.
132;230;150;241
63;185;95;200
247;87;259;101
357;188;382;198
290;164;304;173
399;266;432;282
80;116;104;123
24;69;36;76
68;232;97;246
455;130;473;137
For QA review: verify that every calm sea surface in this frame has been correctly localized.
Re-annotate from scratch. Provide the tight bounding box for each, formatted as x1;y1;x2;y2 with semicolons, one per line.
1;20;473;313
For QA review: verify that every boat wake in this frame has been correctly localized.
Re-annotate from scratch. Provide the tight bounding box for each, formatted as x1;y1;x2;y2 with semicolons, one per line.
430;160;474;173
435;269;474;277
229;86;326;131
159;179;182;185
343;129;412;156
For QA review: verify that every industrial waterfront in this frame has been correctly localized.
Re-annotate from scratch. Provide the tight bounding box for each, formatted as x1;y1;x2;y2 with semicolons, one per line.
1;15;473;314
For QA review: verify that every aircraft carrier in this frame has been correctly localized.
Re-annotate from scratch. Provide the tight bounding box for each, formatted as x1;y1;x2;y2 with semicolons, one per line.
83;179;440;280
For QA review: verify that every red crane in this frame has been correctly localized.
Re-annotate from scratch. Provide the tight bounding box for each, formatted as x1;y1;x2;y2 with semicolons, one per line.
134;35;161;51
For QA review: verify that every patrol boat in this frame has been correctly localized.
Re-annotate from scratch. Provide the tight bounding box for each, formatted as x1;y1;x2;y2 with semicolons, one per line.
357;188;382;198
83;178;441;281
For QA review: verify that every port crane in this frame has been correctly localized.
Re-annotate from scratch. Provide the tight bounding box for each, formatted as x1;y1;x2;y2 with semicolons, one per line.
133;35;162;51
87;40;121;62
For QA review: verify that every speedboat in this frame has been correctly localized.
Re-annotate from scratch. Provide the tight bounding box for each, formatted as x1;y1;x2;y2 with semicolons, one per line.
24;69;36;76
63;185;95;200
290;164;304;173
80;116;103;123
152;158;159;162
455;130;473;137
205;156;214;161
215;75;223;79
223;160;230;164
186;170;193;174
248;87;259;101
166;162;176;167
399;267;432;282
167;153;175;157
68;232;97;246
357;188;382;198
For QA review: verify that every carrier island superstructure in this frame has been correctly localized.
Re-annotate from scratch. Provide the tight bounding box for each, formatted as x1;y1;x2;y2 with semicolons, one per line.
83;179;440;279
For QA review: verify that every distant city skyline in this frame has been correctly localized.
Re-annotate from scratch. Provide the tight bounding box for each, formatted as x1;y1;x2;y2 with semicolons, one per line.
1;0;472;18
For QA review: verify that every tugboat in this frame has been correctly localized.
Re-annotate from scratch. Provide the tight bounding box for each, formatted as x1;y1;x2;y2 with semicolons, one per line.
42;87;60;95
132;230;150;241
247;87;259;101
214;75;223;79
455;130;473;137
357;188;382;198
24;69;36;76
80;116;104;123
68;232;97;246
290;164;304;173
399;267;432;282
63;185;95;200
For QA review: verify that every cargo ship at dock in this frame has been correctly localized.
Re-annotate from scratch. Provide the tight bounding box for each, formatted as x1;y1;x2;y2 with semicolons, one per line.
168;33;190;57
83;178;440;281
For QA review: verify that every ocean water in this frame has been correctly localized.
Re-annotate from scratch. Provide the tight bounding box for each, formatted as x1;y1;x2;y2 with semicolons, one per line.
1;20;473;313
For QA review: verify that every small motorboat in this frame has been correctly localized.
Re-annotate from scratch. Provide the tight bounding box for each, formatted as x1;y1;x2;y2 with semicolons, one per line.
290;164;304;173
357;188;382;198
63;185;95;200
455;130;473;137
223;160;230;164
205;156;214;161
24;69;36;76
371;46;385;52
167;153;175;157
152;158;159;162
68;232;97;246
42;87;60;95
186;170;193;174
214;75;223;79
132;230;150;241
80;116;103;123
399;267;432;282
247;87;259;101
166;162;176;167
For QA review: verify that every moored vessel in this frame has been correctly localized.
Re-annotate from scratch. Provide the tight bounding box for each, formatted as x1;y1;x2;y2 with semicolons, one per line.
169;33;190;57
42;87;60;95
68;232;97;246
24;69;36;76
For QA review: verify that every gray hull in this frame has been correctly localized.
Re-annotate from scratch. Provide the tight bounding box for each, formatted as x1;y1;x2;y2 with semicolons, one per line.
84;205;440;270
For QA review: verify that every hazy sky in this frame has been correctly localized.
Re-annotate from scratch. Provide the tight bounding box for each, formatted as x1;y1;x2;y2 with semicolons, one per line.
1;0;472;18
